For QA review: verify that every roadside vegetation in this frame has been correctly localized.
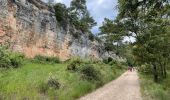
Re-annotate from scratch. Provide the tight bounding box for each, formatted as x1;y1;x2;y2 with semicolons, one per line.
139;71;170;100
0;46;126;100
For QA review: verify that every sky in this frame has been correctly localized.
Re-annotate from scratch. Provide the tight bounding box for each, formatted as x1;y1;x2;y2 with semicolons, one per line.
43;0;118;34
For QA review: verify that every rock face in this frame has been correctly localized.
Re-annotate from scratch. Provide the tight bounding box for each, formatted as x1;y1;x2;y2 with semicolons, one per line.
0;0;109;60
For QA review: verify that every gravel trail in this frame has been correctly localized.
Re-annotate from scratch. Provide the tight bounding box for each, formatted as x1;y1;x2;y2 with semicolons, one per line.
79;70;142;100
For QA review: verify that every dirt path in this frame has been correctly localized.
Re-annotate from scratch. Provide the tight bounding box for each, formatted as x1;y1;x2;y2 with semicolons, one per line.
79;70;142;100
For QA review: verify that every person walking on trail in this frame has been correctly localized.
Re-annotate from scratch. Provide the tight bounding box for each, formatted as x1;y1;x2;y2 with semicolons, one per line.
128;64;133;72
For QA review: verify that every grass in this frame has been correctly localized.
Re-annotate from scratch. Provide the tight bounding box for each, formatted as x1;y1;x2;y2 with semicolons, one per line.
139;72;170;100
0;61;125;100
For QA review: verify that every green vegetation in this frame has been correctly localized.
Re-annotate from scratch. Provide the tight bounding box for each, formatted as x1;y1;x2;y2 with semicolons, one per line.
33;55;60;64
100;18;126;54
54;0;96;33
99;0;170;99
140;72;170;100
0;46;25;68
54;3;69;26
100;0;170;82
0;49;125;100
0;63;124;100
116;0;170;82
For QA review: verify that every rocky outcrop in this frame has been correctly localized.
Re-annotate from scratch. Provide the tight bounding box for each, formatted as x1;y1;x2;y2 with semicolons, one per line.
0;0;112;60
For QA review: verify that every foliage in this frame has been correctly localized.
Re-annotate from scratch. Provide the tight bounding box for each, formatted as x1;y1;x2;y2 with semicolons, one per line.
140;72;170;100
0;60;124;100
80;64;101;81
69;0;97;32
54;3;69;27
9;52;25;68
88;33;95;41
116;0;170;82
138;64;152;74
0;46;24;68
99;18;126;53
33;55;60;64
47;73;60;90
103;57;113;64
108;57;113;63
54;1;96;38
67;58;82;71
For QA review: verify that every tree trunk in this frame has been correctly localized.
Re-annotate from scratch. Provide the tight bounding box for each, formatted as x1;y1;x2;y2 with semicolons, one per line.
163;63;167;78
153;63;158;82
159;62;164;80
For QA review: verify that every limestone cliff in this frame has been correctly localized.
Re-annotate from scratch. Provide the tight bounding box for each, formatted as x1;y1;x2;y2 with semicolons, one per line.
0;0;111;60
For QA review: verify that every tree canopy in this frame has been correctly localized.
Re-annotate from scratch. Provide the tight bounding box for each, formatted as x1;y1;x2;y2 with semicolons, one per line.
117;0;170;82
53;0;96;33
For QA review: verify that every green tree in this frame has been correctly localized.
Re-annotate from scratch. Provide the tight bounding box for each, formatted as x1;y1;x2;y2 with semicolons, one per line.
54;3;69;26
69;0;96;32
117;0;170;82
99;18;127;55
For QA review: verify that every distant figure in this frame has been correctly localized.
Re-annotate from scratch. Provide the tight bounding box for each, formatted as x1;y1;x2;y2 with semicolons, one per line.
128;64;133;72
128;67;132;72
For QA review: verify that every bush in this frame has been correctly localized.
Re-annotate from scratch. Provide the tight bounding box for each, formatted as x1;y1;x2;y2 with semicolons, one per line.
109;60;117;66
139;64;152;73
47;76;60;90
102;58;108;64
67;58;82;71
9;52;25;68
0;46;24;68
80;64;101;81
108;57;113;62
103;57;113;64
33;55;60;64
39;73;60;94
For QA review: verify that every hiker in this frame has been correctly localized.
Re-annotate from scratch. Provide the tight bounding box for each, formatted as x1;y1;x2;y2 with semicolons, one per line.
128;66;132;72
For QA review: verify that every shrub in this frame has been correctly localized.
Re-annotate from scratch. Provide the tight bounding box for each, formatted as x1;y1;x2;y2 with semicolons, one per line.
47;76;60;90
103;58;108;64
0;46;10;68
67;62;77;71
33;55;60;64
108;57;113;62
80;64;101;81
0;46;24;68
9;52;25;68
109;60;117;66
103;57;113;64
139;64;152;73
39;73;60;94
67;58;82;71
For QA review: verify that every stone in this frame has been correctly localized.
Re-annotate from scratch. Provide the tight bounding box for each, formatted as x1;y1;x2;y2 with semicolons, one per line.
0;0;115;61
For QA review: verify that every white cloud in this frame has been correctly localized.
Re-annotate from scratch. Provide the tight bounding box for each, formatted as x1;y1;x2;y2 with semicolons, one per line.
97;0;104;5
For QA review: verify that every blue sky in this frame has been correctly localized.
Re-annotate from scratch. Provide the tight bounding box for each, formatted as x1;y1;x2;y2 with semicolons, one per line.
44;0;118;34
